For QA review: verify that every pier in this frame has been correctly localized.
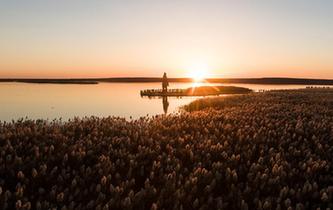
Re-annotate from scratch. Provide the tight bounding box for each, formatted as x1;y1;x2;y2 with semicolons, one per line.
141;88;188;97
141;73;252;97
141;86;252;97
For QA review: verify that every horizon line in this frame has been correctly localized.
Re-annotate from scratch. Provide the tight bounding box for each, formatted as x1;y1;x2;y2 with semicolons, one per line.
1;76;333;80
1;77;333;86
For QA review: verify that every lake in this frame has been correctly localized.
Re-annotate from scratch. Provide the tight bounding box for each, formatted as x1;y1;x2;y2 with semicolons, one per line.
0;82;321;122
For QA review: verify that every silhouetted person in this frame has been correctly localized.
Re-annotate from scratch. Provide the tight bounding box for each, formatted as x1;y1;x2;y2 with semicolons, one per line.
162;72;169;93
162;96;169;114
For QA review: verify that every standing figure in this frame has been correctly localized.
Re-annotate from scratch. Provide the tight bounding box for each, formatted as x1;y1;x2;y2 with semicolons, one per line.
162;72;169;93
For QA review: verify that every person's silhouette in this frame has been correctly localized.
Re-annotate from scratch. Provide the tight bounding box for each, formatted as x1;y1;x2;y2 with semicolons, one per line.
162;72;169;93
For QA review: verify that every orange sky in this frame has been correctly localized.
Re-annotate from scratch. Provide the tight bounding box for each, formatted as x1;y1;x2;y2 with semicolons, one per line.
0;1;332;79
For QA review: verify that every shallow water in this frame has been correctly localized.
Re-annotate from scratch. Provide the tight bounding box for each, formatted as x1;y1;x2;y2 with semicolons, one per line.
0;82;325;121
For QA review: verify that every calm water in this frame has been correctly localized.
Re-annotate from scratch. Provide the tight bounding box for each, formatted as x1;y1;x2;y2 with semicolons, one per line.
0;82;318;122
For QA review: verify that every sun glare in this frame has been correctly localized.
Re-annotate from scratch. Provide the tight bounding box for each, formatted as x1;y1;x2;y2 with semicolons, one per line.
187;62;209;82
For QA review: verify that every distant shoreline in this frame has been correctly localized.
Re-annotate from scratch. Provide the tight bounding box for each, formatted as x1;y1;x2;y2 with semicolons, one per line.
1;77;333;85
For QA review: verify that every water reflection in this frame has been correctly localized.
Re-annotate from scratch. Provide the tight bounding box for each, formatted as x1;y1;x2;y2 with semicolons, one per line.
0;82;326;122
143;96;170;114
162;96;169;114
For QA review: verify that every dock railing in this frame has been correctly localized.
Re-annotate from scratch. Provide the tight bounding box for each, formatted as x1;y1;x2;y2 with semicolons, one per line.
141;88;187;96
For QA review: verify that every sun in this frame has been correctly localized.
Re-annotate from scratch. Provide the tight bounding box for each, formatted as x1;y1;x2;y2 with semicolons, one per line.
187;62;209;82
191;71;206;82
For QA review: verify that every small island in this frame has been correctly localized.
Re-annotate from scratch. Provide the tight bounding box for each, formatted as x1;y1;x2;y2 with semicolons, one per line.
5;79;99;85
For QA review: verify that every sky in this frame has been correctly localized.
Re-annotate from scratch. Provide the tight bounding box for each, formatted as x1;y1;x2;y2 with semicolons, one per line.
0;0;332;79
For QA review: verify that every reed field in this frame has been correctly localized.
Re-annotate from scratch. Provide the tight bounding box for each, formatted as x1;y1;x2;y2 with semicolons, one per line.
0;89;333;210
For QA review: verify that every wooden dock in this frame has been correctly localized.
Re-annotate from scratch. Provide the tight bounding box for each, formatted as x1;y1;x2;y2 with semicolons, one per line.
140;86;252;97
141;89;188;97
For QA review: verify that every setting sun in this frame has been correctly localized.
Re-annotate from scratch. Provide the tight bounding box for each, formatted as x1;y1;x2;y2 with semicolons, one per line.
187;62;210;82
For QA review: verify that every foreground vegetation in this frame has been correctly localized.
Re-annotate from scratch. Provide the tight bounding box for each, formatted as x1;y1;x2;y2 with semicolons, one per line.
1;89;333;210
